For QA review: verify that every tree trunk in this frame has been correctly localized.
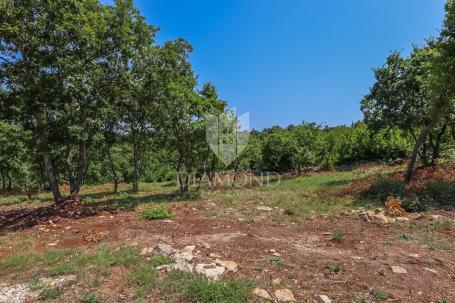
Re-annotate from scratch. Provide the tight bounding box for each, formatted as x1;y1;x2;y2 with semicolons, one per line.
107;147;119;193
6;164;12;191
0;163;5;190
431;124;447;164
70;141;87;196
132;142;140;192
405;119;437;182
35;113;62;202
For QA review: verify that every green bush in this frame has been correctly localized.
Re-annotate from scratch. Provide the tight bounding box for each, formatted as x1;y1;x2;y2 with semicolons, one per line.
425;181;455;207
81;292;99;303
141;206;175;220
401;197;428;212
367;177;406;202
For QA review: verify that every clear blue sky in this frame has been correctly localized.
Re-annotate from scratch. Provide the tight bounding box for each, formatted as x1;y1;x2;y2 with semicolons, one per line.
103;0;446;130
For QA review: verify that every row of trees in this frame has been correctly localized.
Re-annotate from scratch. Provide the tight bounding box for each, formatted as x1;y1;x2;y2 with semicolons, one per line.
1;0;455;203
0;0;226;201
362;1;455;180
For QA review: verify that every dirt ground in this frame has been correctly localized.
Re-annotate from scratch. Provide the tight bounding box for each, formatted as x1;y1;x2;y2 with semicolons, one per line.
1;200;454;302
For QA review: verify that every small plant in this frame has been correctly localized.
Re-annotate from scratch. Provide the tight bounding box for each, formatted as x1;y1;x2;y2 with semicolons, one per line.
28;277;45;291
371;289;389;300
39;287;63;300
377;267;386;276
246;218;254;224
127;264;157;297
183;277;253;303
284;208;295;216
150;255;172;268
399;234;413;241
81;292;99;303
331;229;343;241
141;206;175;220
270;256;283;265
437;300;448;303
428;241;453;251
325;261;344;273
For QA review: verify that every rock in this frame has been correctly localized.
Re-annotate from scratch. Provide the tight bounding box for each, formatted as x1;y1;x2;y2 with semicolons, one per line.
252;288;272;300
155;265;171;271
194;263;225;280
209;253;221;258
272;252;281;257
174;245;195;262
390;265;407;274
272;278;282;285
154;243;175;255
314;294;332;303
0;283;29;303
256;206;273;211
371;212;390;224
408;253;419;259
215;260;238;273
395;217;410;222
169;262;194;273
407;213;423;220
201;242;211;249
423;267;437;274
274;289;296;302
430;214;444;220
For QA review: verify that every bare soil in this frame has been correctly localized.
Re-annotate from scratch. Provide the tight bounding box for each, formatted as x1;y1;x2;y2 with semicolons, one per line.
1;201;454;302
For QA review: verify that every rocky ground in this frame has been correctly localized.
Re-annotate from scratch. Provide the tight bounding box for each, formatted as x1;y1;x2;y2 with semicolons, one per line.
0;200;454;302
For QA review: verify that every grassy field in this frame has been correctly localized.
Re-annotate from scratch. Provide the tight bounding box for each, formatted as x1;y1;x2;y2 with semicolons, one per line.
0;164;454;302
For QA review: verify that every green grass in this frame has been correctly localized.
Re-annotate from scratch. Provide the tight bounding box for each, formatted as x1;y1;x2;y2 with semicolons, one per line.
325;261;344;273
80;292;99;303
270;256;283;265
38;287;63;300
141;206;175;220
331;229;343;241
183;277;253;303
127;264;157;297
28;277;45;291
371;289;389;300
151;255;173;268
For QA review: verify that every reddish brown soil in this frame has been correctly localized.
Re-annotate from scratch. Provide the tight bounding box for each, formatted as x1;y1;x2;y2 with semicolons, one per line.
1;204;454;302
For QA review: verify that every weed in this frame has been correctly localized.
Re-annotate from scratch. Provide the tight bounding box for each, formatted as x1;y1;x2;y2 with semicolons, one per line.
284;208;295;216
270;256;283;265
428;242;453;251
127;264;156;297
150;255;172;268
325;261;344;273
81;292;99;303
39;287;63;300
371;289;389;300
28;277;45;291
183;277;252;303
331;229;343;241
141;206;175;220
399;234;413;241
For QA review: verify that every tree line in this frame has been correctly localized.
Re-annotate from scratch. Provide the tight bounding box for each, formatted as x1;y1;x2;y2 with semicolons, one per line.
1;0;454;203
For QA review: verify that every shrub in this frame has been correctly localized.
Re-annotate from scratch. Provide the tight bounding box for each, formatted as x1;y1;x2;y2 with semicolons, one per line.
425;181;455;207
371;289;389;300
141;206;175;220
367;177;406;202
401;197;427;212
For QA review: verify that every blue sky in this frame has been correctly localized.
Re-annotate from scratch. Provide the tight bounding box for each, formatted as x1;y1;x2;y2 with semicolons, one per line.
103;0;446;130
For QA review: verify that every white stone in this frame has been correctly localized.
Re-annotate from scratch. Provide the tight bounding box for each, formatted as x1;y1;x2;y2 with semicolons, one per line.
390;265;407;274
169;262;193;273
256;206;273;211
140;247;154;256
215;260;238;273
315;294;332;303
174;245;195;262
272;278;282;285
154;243;175;255
194;263;225;280
274;289;296;302
423;267;437;274
252;288;272;300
